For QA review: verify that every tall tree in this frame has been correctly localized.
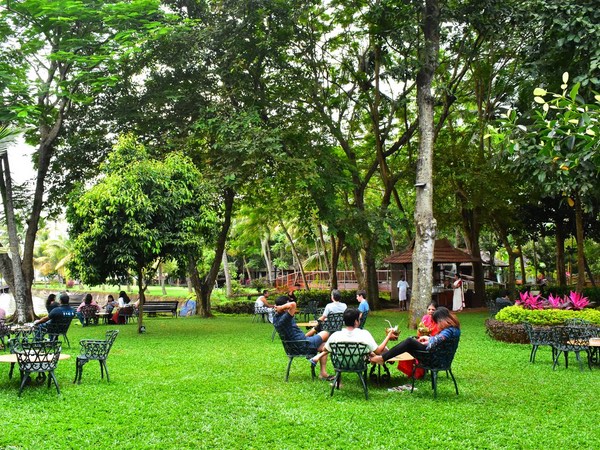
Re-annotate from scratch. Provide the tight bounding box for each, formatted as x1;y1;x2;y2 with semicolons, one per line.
0;0;164;322
410;0;440;327
67;135;217;333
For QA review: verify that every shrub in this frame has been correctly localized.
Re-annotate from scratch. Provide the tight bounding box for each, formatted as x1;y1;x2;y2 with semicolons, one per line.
249;277;269;292
515;291;589;310
495;305;600;326
214;301;254;314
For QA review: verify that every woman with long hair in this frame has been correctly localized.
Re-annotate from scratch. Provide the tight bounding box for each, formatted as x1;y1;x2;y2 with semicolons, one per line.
45;293;59;313
370;307;460;365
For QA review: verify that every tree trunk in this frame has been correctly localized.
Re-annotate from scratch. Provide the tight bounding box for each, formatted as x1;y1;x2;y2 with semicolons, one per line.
188;187;235;317
0;154;34;323
243;256;252;283
574;194;586;292
278;218;309;290
222;249;232;297
347;246;366;290
261;235;273;284
329;232;345;289
409;0;440;329
136;266;146;334
518;245;526;286
555;217;567;287
460;207;484;307
363;245;380;310
317;223;331;273
159;264;167;295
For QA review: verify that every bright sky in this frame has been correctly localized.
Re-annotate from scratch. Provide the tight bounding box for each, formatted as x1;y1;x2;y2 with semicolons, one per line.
8;136;36;186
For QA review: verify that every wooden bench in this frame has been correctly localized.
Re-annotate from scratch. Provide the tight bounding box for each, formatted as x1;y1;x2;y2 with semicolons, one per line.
142;301;179;317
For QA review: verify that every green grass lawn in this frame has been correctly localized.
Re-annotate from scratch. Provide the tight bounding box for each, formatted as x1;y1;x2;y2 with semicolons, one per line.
1;311;599;449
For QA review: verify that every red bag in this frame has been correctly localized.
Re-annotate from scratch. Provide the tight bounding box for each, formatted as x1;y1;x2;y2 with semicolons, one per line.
398;359;425;379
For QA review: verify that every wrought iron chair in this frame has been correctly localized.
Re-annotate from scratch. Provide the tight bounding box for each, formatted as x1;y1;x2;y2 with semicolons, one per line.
410;334;460;398
322;312;344;334
74;330;119;384
118;306;135;324
302;301;319;322
43;315;75;348
252;306;271;323
80;305;100;326
14;340;62;396
6;331;38;380
279;338;317;381
522;322;556;363
328;342;371;400
552;325;593;371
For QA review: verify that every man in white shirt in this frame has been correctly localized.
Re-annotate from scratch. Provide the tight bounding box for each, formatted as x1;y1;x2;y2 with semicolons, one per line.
397;276;409;310
309;308;396;366
306;289;347;337
254;290;273;323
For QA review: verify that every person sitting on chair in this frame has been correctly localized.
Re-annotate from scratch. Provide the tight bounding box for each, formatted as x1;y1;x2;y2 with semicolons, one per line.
306;289;347;337
45;293;59;314
33;292;76;339
309;308;396;366
255;290;273;323
370;307;460;365
417;302;439;337
76;293;100;325
273;295;332;380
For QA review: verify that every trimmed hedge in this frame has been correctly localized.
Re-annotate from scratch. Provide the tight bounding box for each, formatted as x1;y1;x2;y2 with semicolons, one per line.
495;305;600;326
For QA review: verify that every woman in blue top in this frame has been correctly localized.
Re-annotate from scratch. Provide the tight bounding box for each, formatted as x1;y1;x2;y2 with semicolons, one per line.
370;307;460;364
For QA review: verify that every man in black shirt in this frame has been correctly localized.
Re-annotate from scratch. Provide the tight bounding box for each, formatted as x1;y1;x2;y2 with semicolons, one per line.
34;292;75;339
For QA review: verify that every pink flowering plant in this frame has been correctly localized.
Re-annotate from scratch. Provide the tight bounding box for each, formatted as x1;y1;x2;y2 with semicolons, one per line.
515;291;590;311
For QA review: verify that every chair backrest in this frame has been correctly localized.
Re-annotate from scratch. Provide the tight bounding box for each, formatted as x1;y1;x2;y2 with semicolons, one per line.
119;306;134;316
8;331;38;353
81;330;119;359
81;305;99;319
14;340;61;373
553;325;593;350
104;329;119;352
415;334;460;371
45;315;74;336
281;339;317;358
329;342;370;372
254;306;270;314
522;322;554;345
323;312;344;333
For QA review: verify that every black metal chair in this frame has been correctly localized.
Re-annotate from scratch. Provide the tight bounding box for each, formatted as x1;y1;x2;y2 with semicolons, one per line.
252;306;271;323
302;301;319;322
81;305;100;326
279;338;317;381
118;306;135;324
522;322;556;363
14;340;62;396
6;331;38;380
328;342;371;400
43;315;74;348
322;312;344;333
74;330;119;384
552;325;593;371
411;335;460;398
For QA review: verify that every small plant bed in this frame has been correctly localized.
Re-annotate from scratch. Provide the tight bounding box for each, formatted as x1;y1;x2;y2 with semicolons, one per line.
486;291;600;343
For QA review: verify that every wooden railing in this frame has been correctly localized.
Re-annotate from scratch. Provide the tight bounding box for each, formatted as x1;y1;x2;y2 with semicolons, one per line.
274;270;392;291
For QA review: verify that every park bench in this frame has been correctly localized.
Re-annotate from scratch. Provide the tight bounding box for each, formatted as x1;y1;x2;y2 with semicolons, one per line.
142;300;179;317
